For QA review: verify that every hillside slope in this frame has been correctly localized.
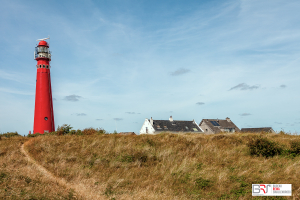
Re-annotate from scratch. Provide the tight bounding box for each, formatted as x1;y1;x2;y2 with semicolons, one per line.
0;137;81;199
23;133;300;199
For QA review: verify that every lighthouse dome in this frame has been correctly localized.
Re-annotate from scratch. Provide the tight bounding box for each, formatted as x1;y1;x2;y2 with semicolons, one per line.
38;40;49;47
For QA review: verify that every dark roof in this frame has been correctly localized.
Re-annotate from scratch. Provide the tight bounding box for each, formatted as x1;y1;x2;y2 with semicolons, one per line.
151;120;202;132
241;127;274;133
200;119;240;133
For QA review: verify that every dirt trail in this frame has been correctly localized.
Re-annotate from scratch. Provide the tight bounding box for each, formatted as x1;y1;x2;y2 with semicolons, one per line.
21;140;106;200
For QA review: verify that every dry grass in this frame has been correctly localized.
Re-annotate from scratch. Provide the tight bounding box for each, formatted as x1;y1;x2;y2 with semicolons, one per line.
21;132;300;199
0;136;82;199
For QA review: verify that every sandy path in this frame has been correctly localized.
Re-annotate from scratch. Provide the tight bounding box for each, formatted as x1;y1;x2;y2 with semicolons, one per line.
21;140;106;200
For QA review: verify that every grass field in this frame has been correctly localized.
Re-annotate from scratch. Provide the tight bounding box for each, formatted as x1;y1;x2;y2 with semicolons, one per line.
1;132;300;199
0;136;82;199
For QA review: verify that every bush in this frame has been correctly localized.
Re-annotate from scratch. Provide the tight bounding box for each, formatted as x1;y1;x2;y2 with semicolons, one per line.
97;128;106;134
248;137;283;158
27;133;44;137
57;124;73;135
45;131;58;135
290;140;300;155
82;128;106;135
25;125;106;136
0;132;21;138
76;130;83;135
82;128;97;135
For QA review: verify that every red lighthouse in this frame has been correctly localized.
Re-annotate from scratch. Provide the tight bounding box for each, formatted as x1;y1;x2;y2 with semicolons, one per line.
33;38;55;134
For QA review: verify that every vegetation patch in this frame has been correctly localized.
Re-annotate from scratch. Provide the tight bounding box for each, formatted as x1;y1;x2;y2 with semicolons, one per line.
248;137;283;158
0;132;21;138
2;129;300;199
195;177;212;189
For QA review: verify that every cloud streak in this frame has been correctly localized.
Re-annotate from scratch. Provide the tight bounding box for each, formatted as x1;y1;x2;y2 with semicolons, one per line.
229;83;259;91
171;68;190;76
240;113;251;116
196;102;205;105
280;84;287;88
64;95;82;102
113;118;123;121
76;113;86;116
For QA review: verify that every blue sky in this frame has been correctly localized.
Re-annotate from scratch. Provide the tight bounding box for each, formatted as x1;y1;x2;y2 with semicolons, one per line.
0;0;300;135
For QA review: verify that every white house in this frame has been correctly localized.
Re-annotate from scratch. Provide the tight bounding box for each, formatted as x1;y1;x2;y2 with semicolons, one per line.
140;116;203;134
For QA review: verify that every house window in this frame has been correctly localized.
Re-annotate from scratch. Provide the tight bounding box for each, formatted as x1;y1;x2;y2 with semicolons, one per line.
185;126;189;130
157;125;162;129
146;127;148;133
164;126;168;129
206;129;208;132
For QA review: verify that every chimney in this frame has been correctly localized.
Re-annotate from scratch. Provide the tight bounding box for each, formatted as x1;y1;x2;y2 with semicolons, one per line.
226;117;231;122
150;117;153;125
169;116;173;122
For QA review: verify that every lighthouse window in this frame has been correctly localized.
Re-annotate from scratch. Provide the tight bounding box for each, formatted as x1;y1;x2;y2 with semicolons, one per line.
39;65;42;68
46;65;49;69
44;117;48;121
38;47;48;53
43;65;45;68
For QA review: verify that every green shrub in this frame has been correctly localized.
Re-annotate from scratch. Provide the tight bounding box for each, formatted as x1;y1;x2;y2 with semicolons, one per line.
57;124;73;135
195;177;212;189
97;128;106;134
27;133;44;137
196;163;203;170
290;140;300;155
45;131;57;135
248;137;283;158
76;130;83;135
0;132;21;138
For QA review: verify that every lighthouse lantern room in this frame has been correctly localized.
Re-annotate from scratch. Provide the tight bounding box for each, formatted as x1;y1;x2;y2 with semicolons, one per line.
33;38;55;134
